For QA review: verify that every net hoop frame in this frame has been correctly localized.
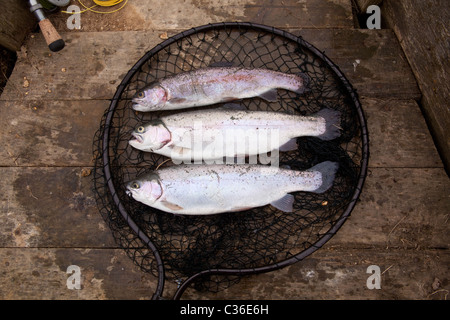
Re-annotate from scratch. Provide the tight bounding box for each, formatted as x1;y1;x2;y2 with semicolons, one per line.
99;22;369;300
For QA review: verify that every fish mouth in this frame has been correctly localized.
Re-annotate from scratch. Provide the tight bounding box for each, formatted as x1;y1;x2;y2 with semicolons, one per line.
130;132;143;144
132;100;148;111
132;100;165;111
125;183;132;196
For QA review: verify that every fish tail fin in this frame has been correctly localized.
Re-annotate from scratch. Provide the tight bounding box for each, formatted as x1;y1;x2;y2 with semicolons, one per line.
293;72;310;94
315;108;341;140
309;161;339;193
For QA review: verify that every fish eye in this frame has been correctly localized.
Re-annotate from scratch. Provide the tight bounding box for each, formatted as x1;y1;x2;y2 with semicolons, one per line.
131;182;140;189
137;91;145;98
136;126;145;133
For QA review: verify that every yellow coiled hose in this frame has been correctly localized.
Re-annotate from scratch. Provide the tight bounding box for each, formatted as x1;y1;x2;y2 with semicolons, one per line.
63;0;128;14
92;0;124;6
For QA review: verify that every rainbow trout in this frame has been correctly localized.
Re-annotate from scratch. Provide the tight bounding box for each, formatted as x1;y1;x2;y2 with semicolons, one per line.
132;66;309;111
125;162;339;215
128;108;341;162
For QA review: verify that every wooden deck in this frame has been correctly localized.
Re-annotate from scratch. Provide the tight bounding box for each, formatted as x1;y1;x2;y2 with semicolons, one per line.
0;0;448;300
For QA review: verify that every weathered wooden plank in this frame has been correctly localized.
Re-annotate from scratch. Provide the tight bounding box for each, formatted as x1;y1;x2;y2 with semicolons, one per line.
382;0;450;173
50;0;354;32
291;29;421;100
1;167;448;250
0;248;157;300
0;98;439;168
200;248;450;300
362;97;442;168
0;167;115;248
0;100;107;167
1;29;420;101
333;168;450;249
0;31;155;101
0;247;447;299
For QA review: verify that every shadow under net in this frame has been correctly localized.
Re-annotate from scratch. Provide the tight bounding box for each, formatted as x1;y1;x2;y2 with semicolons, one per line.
92;22;369;299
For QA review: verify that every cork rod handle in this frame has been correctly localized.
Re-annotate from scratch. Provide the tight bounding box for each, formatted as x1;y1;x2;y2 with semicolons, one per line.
38;18;65;52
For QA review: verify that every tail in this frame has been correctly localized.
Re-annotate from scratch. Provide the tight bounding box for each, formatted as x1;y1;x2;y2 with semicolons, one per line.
309;161;339;193
314;108;341;140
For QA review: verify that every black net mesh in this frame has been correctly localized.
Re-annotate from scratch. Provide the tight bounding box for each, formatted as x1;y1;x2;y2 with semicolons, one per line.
92;23;368;298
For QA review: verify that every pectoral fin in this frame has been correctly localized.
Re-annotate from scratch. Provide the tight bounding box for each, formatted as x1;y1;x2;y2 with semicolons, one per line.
161;200;183;211
258;89;278;102
270;194;294;212
170;97;187;104
168;145;191;156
